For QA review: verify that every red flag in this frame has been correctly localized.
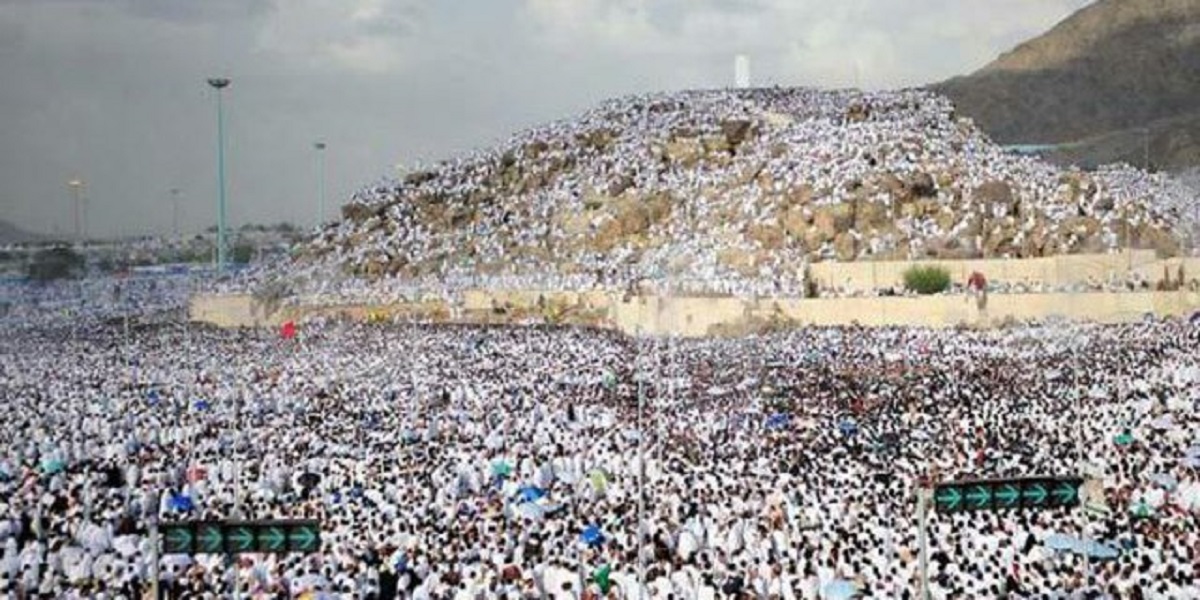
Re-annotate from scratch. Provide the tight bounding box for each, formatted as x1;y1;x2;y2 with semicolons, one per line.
281;321;296;339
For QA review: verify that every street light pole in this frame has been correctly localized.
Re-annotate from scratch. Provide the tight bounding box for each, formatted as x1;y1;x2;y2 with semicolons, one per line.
170;188;181;238
314;141;327;227
68;179;83;242
207;77;231;272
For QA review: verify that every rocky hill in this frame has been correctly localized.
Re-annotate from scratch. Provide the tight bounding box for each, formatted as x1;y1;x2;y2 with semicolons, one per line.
935;0;1200;171
291;88;1193;292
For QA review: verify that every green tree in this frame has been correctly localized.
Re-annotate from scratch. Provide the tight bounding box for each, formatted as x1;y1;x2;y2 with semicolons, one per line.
231;243;256;264
27;246;85;281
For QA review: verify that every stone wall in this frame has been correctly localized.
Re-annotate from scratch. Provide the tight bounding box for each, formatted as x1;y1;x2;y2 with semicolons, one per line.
805;251;1200;293
190;252;1200;333
191;288;1200;336
188;294;278;328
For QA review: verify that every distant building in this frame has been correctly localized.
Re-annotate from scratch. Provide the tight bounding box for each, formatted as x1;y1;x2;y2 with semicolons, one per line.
734;55;751;89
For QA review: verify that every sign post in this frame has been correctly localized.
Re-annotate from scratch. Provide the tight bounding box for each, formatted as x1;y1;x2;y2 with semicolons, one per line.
916;487;931;600
933;477;1083;514
159;520;322;556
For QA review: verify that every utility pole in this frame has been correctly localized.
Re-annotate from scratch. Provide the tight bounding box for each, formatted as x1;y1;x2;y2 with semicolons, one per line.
68;179;84;242
917;487;931;600
170;188;182;238
314;141;327;227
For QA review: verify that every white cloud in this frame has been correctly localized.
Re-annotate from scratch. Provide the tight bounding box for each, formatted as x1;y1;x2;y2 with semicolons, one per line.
519;0;1092;88
254;0;427;73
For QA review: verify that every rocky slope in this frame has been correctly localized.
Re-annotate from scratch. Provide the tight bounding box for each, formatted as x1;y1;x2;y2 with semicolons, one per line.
291;88;1193;291
935;0;1200;171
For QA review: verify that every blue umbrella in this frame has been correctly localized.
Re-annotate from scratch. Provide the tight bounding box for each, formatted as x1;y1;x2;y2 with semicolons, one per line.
194;399;210;412
580;525;604;547
169;493;195;513
765;413;791;430
821;579;857;600
515;486;546;503
147;390;160;405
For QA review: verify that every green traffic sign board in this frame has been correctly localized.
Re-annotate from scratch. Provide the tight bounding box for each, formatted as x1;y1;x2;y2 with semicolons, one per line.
257;524;288;553
160;520;321;556
226;524;255;554
933;477;1082;514
162;524;194;554
287;521;321;553
197;522;225;554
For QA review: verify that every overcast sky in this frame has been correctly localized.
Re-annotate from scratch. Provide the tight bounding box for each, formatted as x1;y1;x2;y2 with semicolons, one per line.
0;0;1092;238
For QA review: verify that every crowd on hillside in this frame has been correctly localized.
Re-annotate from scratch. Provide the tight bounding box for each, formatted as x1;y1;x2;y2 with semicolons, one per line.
284;87;1198;299
1;312;1198;598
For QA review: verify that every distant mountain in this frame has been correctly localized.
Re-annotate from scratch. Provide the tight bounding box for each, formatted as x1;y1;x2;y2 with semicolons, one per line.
0;219;44;244
934;0;1200;171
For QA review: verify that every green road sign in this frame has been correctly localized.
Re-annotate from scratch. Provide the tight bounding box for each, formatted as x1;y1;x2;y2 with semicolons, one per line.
162;524;194;554
934;477;1082;514
226;524;255;554
966;485;991;509
995;483;1020;508
257;524;287;553
161;520;321;556
287;521;321;553
1024;482;1048;506
197;522;224;554
1052;481;1078;504
935;486;962;511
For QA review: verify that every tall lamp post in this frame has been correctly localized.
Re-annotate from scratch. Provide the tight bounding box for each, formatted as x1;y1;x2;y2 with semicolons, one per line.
207;77;231;272
68;179;84;242
170;188;182;237
314;141;327;226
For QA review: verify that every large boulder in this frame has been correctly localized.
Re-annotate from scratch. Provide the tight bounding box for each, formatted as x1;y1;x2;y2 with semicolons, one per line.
907;172;937;199
1061;216;1102;239
833;232;857;261
404;170;437;186
576;128;617;151
720;119;755;147
972;181;1017;217
701;135;732;154
813;203;854;239
665;138;704;166
341;202;380;224
853;199;889;230
747;223;785;250
780;207;811;239
1139;225;1181;257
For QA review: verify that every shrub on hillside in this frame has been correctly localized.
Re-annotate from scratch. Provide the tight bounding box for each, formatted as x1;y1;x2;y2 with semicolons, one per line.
903;265;951;295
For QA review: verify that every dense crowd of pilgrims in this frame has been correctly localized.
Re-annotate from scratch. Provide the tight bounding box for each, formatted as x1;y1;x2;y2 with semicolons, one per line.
1;281;1198;598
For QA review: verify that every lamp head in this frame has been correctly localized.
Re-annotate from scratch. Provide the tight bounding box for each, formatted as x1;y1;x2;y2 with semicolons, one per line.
207;78;231;89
